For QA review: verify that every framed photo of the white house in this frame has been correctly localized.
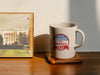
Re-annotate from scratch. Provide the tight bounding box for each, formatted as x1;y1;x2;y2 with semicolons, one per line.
0;12;34;57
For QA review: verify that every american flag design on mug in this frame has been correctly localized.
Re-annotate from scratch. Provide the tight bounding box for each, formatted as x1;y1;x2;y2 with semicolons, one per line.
55;34;69;51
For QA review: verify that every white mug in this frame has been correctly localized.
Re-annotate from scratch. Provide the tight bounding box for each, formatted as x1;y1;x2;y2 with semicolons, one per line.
50;23;85;59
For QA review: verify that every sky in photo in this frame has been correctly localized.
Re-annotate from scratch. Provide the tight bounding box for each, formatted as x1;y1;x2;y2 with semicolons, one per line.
0;14;30;31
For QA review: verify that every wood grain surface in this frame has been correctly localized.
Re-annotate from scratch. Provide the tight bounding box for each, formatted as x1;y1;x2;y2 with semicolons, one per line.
0;52;99;75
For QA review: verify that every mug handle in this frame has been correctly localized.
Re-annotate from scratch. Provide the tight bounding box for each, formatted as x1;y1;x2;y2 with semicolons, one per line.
74;29;85;48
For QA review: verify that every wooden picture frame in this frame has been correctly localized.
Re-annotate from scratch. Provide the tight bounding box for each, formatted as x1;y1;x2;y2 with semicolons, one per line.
0;12;34;57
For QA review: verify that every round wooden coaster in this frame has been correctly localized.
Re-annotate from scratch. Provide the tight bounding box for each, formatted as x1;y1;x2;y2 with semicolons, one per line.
46;53;82;64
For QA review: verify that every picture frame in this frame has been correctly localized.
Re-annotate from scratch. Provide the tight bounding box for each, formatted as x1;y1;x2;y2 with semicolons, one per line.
0;12;34;57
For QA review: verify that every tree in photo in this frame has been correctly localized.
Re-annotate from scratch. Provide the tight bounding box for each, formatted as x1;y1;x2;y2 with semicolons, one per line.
0;34;3;45
19;32;28;45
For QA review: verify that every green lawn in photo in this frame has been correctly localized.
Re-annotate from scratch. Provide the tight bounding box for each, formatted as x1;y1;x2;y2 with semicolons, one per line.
0;49;30;56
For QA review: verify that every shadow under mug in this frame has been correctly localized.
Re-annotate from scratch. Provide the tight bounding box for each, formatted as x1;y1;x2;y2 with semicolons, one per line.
50;23;85;59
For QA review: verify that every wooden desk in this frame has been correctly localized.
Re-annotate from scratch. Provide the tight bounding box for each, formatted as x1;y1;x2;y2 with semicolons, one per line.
0;52;99;75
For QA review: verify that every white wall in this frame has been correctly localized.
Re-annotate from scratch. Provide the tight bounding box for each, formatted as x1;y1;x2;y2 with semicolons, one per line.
0;0;69;37
0;0;69;52
1;0;100;52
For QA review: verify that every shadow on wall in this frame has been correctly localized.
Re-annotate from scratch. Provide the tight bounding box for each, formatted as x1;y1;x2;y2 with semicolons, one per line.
70;0;100;50
34;34;50;52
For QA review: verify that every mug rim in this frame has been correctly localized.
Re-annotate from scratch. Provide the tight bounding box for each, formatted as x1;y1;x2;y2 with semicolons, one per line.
49;22;77;29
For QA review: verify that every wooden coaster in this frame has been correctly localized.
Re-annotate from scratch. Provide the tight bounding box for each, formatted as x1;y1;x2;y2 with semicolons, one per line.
46;53;82;64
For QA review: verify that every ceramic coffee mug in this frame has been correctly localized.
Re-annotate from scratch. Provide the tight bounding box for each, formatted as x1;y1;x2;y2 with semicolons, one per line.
50;23;85;59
